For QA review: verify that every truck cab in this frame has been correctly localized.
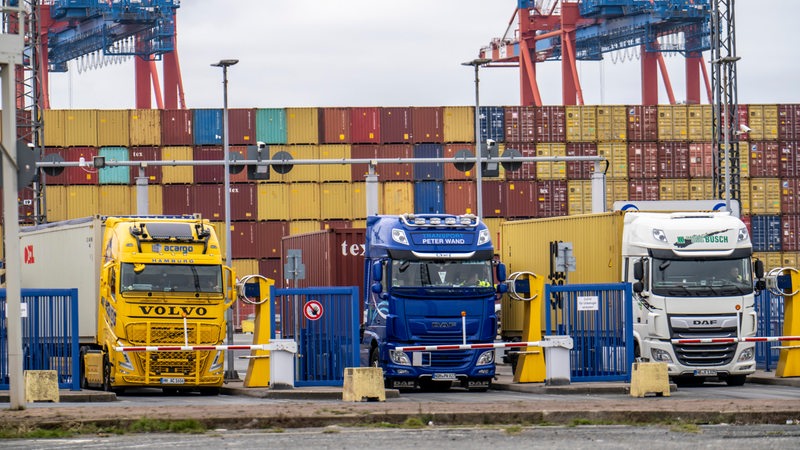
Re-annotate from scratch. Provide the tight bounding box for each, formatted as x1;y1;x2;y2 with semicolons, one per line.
360;213;506;391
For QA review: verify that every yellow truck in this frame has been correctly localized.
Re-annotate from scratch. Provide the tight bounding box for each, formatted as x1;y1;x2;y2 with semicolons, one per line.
20;215;237;394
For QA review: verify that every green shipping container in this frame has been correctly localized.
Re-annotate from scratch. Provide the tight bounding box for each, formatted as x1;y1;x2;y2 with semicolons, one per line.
256;108;287;144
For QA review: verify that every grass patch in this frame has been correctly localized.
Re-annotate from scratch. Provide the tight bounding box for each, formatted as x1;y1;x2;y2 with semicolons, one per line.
504;425;524;435
670;423;701;434
401;417;426;429
127;417;206;434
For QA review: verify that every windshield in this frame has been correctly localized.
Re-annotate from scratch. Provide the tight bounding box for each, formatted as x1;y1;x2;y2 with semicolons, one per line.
650;257;753;297
390;260;493;289
120;263;222;293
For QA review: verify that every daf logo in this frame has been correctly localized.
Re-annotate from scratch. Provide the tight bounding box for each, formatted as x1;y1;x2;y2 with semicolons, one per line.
692;319;718;326
431;321;457;328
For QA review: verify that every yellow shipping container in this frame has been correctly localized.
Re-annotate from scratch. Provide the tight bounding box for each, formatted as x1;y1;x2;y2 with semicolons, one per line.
320;182;353;220
605;180;628;211
658;179;690;201
288;182;321;220
42;109;66;147
781;252;798;269
753;252;782;272
482;217;505;249
596;105;627;141
66;185;98;219
381;181;414;215
286;107;319;144
351;182;374;219
289;220;322;235
567;180;592;215
500;212;625;336
565;105;597;142
64;109;98;147
231;259;259;280
536;143;566;180
318;144;351;182
129;109;162;146
257;183;289;221
352;219;367;228
443;106;474;143
97;110;130;147
657;105;688;141
270;145;320;183
687;105;713;142
597;142;628;179
747;104;779;141
130;185;163;215
44;185;68;222
688;179;713;201
739;178;750;214
97;185;133;216
748;178;780;214
161;146;194;184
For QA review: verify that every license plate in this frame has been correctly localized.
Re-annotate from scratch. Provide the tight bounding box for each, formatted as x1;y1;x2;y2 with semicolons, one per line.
432;373;456;381
694;369;717;376
161;377;186;385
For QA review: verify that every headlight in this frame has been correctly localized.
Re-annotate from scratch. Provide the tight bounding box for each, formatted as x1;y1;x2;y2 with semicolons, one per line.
737;347;754;362
650;348;673;362
477;350;495;366
477;229;490;246
391;229;409;245
390;350;411;366
738;227;749;242
652;229;668;243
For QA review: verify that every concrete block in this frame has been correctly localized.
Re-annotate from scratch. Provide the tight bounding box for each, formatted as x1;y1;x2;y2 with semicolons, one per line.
342;367;385;402
24;370;60;403
629;362;670;398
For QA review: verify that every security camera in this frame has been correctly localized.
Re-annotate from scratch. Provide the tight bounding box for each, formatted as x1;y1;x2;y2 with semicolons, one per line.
738;124;752;134
486;139;496;148
257;141;267;149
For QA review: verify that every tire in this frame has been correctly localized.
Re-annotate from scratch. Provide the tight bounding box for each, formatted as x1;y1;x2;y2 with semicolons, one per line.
102;355;113;392
79;348;88;390
725;375;747;386
369;346;380;368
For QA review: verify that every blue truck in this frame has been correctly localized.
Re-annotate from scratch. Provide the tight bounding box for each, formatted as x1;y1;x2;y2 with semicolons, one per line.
360;213;507;391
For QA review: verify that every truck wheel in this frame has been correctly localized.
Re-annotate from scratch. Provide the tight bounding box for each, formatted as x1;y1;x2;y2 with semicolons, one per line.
725;375;747;386
369;346;380;367
102;355;112;392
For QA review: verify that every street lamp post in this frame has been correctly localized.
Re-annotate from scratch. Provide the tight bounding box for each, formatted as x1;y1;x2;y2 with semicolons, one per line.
462;58;491;218
714;55;741;213
211;58;238;379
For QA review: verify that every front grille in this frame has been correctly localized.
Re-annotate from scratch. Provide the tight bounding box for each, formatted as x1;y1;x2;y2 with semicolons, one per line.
671;323;738;367
132;350;212;376
428;350;472;368
125;322;222;345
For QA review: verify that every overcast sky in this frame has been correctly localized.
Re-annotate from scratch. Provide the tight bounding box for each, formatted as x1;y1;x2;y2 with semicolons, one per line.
47;1;798;110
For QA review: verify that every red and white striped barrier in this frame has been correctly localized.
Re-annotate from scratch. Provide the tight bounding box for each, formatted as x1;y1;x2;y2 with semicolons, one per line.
114;344;272;352
671;336;800;344
396;338;573;352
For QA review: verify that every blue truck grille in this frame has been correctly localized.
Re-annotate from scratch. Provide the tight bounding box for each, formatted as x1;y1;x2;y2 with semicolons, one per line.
428;350;472;368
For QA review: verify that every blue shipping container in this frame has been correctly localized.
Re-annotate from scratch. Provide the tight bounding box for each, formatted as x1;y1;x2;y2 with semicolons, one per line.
193;109;223;145
413;144;444;181
751;215;781;251
414;181;445;214
256;108;287;144
98;146;130;184
480;106;505;143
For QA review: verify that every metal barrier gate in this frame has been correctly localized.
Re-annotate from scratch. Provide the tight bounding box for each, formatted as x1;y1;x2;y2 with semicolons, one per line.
0;288;80;390
273;286;359;387
544;283;633;382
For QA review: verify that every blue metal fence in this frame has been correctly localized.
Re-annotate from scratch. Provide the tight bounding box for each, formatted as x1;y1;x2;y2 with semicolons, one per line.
0;289;80;390
273;286;359;387
755;289;785;372
544;283;634;382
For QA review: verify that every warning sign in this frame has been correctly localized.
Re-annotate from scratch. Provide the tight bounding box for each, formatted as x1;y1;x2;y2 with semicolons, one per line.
303;300;324;321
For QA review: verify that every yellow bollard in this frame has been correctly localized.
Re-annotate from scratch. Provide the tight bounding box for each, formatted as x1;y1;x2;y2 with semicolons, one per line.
514;273;547;383
244;276;275;387
776;269;800;377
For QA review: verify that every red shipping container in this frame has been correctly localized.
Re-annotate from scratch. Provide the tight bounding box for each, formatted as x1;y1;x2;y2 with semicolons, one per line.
535;180;567;218
535;106;566;143
412;107;444;143
227;108;256;145
689;142;714;178
747;141;780;178
350;107;381;144
627;142;658;179
375;144;413;181
779;104;800;141
444;181;477;215
628;179;660;201
41;148;67;185
228;146;249;183
128;146;162;185
193;146;224;183
779;141;800;178
192;184;225;221
504;106;536;143
626;105;658;142
230;221;259;259
161;109;193;145
481;180;505;218
782;214;800;251
281;228;367;322
503;143;536;180
381;107;413;144
229;182;257;221
505;180;537;218
566;142;597;180
63;147;99;185
443;143;475;181
736;105;749;141
658;141;690;179
320;107;351;144
258;258;283;281
162;184;193;215
323;220;353;230
781;179;800;214
257;221;290;259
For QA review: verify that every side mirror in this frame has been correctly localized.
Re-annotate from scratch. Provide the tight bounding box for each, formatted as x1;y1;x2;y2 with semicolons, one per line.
495;263;507;283
754;259;764;279
633;260;643;282
372;261;383;282
496;283;508;294
371;282;383;294
633;281;644;294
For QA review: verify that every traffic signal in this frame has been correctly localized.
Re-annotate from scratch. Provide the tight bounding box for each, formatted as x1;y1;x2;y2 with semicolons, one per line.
481;140;499;177
0;140;41;190
228;151;245;175
246;143;270;180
